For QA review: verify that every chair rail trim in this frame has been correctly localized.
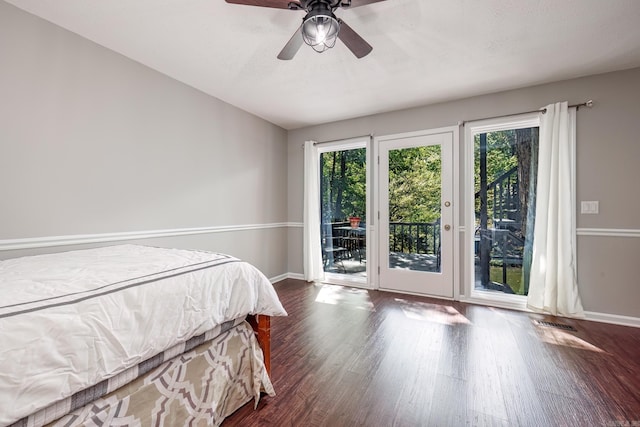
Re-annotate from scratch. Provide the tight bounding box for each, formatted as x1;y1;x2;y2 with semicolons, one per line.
0;223;293;251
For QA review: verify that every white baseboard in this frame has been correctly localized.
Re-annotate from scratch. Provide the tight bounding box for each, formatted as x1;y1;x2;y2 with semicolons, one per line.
270;272;304;284
584;311;640;328
459;296;639;328
268;273;289;284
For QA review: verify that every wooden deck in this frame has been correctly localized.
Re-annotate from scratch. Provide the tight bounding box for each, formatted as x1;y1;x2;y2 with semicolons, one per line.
324;252;440;276
224;279;640;426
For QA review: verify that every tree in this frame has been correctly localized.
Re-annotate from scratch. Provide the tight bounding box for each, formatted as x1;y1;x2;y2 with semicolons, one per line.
515;128;539;239
320;148;366;222
388;146;441;223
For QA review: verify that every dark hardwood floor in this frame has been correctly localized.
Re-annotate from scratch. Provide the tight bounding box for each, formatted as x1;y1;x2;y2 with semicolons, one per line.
224;279;640;426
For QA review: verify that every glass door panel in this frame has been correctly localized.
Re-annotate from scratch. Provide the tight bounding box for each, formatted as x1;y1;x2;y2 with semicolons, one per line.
319;146;367;280
388;145;442;273
473;127;538;296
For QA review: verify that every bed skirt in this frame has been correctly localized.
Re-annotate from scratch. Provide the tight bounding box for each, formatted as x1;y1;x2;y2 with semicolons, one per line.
17;321;274;427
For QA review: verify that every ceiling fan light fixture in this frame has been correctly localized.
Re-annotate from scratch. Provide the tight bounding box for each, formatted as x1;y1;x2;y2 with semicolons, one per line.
226;0;376;59
301;6;340;53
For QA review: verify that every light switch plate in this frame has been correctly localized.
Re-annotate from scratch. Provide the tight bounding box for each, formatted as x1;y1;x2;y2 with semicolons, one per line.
581;201;599;214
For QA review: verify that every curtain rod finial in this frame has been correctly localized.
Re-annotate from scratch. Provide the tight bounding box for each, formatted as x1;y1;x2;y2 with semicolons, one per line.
586;100;594;108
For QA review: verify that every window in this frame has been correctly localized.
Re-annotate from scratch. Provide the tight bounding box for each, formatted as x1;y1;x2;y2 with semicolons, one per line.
465;113;541;303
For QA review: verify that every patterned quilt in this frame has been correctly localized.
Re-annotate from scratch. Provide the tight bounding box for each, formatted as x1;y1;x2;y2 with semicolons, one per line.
47;321;273;427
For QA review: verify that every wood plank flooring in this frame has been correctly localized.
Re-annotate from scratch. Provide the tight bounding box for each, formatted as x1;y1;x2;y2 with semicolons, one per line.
224;279;640;426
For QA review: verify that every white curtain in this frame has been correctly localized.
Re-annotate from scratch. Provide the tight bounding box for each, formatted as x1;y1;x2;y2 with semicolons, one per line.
527;102;584;317
303;140;324;282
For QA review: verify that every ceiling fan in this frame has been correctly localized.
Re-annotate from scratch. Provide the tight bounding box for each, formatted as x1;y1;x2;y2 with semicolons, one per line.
225;0;386;60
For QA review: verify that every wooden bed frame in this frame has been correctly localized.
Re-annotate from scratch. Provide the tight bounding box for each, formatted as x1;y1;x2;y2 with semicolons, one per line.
247;314;271;376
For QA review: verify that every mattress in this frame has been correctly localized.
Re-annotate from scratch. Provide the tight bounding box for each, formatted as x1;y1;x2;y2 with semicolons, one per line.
0;244;287;426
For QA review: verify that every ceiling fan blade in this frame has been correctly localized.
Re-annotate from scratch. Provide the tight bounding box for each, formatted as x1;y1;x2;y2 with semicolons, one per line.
339;0;386;9
337;19;372;58
277;26;304;60
225;0;301;10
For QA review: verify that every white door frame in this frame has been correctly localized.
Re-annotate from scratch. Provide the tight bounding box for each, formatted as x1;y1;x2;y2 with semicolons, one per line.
373;126;459;299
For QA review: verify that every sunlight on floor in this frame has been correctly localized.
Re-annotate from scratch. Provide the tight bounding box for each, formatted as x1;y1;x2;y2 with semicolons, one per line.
315;284;375;311
537;327;607;353
394;298;472;325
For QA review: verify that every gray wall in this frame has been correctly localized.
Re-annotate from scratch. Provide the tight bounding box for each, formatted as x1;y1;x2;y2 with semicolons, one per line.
0;1;289;279
287;67;640;318
2;0;638;318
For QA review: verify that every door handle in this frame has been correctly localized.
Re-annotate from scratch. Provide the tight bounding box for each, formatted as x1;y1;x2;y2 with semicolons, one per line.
444;224;451;231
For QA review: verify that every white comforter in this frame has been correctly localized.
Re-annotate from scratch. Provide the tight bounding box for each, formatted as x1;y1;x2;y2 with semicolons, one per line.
0;244;287;426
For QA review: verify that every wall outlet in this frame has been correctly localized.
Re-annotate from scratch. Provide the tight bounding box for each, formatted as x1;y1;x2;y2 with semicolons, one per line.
581;201;599;214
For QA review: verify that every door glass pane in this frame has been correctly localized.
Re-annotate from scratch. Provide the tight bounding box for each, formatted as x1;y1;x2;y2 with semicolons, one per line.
474;127;539;296
388;145;441;273
320;148;366;277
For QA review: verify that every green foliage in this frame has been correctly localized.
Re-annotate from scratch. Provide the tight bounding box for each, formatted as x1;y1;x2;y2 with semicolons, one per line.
320;145;445;225
319;130;530;227
473;130;519;224
320;148;366;222
474;130;518;194
388;146;441;223
490;265;525;295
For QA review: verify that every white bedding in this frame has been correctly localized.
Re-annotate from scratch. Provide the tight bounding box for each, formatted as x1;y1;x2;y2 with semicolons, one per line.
0;244;287;426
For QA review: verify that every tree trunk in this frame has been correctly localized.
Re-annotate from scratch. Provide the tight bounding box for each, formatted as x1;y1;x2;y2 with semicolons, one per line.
479;133;490;287
515;128;532;238
320;153;325;222
522;127;539;296
335;151;347;220
329;151;337;220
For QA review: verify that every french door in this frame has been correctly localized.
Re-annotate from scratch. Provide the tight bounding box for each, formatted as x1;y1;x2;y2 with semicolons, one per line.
377;130;455;298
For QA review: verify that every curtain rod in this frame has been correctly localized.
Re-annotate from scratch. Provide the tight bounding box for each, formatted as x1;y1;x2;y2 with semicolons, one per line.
312;134;373;146
459;100;594;126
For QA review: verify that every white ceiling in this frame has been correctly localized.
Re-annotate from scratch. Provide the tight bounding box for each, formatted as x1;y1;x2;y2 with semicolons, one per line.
6;0;640;130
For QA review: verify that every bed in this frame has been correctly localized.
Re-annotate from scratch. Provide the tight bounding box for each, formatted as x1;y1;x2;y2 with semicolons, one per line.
0;244;287;427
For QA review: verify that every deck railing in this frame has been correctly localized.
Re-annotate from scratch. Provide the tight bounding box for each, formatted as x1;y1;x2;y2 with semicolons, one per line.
475;166;520;229
389;220;440;255
321;220;442;272
323;221;441;254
